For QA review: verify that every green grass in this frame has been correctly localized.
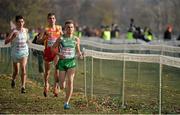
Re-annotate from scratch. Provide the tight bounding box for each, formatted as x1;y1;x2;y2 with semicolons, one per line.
0;74;156;114
0;75;101;114
0;59;180;114
0;48;180;114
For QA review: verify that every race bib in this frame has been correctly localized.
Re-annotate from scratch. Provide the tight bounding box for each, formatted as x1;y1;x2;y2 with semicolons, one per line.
47;38;56;47
62;47;75;59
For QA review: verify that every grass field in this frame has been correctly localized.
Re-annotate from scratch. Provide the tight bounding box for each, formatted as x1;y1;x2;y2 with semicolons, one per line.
78;58;180;114
0;48;180;114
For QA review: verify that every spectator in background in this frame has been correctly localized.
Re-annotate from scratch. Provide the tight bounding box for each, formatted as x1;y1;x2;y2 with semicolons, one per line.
83;26;92;37
133;26;143;40
177;34;180;40
0;33;8;40
129;18;136;30
102;25;111;40
126;18;137;40
144;27;153;42
133;26;150;42
164;25;172;40
111;23;120;38
29;28;36;40
0;33;3;40
32;27;44;74
126;28;134;40
74;26;82;38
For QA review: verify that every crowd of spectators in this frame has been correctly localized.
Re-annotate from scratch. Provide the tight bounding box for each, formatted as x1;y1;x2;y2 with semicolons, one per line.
0;19;180;42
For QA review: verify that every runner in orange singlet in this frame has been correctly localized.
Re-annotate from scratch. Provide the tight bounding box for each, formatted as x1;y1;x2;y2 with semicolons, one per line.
44;25;61;61
37;13;63;97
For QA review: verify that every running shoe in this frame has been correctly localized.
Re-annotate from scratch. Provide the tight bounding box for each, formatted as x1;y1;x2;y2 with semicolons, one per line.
64;103;70;109
21;87;26;93
11;80;15;88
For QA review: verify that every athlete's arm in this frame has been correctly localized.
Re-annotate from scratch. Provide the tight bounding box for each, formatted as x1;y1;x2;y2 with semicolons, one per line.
75;37;83;58
59;26;64;35
4;30;17;44
51;37;64;59
51;37;61;54
36;29;46;44
25;28;30;44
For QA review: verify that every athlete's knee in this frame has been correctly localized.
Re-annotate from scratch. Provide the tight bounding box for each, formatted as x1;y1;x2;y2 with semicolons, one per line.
54;75;59;83
55;63;59;70
13;71;19;76
21;66;27;74
55;78;59;83
60;83;65;90
60;86;65;90
21;72;27;77
44;70;50;76
68;82;73;88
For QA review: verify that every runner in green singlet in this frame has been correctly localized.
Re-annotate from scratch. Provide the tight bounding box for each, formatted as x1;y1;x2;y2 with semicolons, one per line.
52;20;82;109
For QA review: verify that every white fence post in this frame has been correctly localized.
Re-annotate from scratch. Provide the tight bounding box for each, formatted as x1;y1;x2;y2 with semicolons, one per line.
91;56;94;98
99;48;102;78
122;53;126;108
159;55;162;114
84;55;87;97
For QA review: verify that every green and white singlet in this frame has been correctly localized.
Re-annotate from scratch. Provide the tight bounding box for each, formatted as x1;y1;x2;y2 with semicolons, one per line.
57;36;77;71
60;36;76;59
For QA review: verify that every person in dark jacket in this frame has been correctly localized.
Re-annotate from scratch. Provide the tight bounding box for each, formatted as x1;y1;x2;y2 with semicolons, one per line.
164;25;172;40
177;34;180;40
32;32;44;73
